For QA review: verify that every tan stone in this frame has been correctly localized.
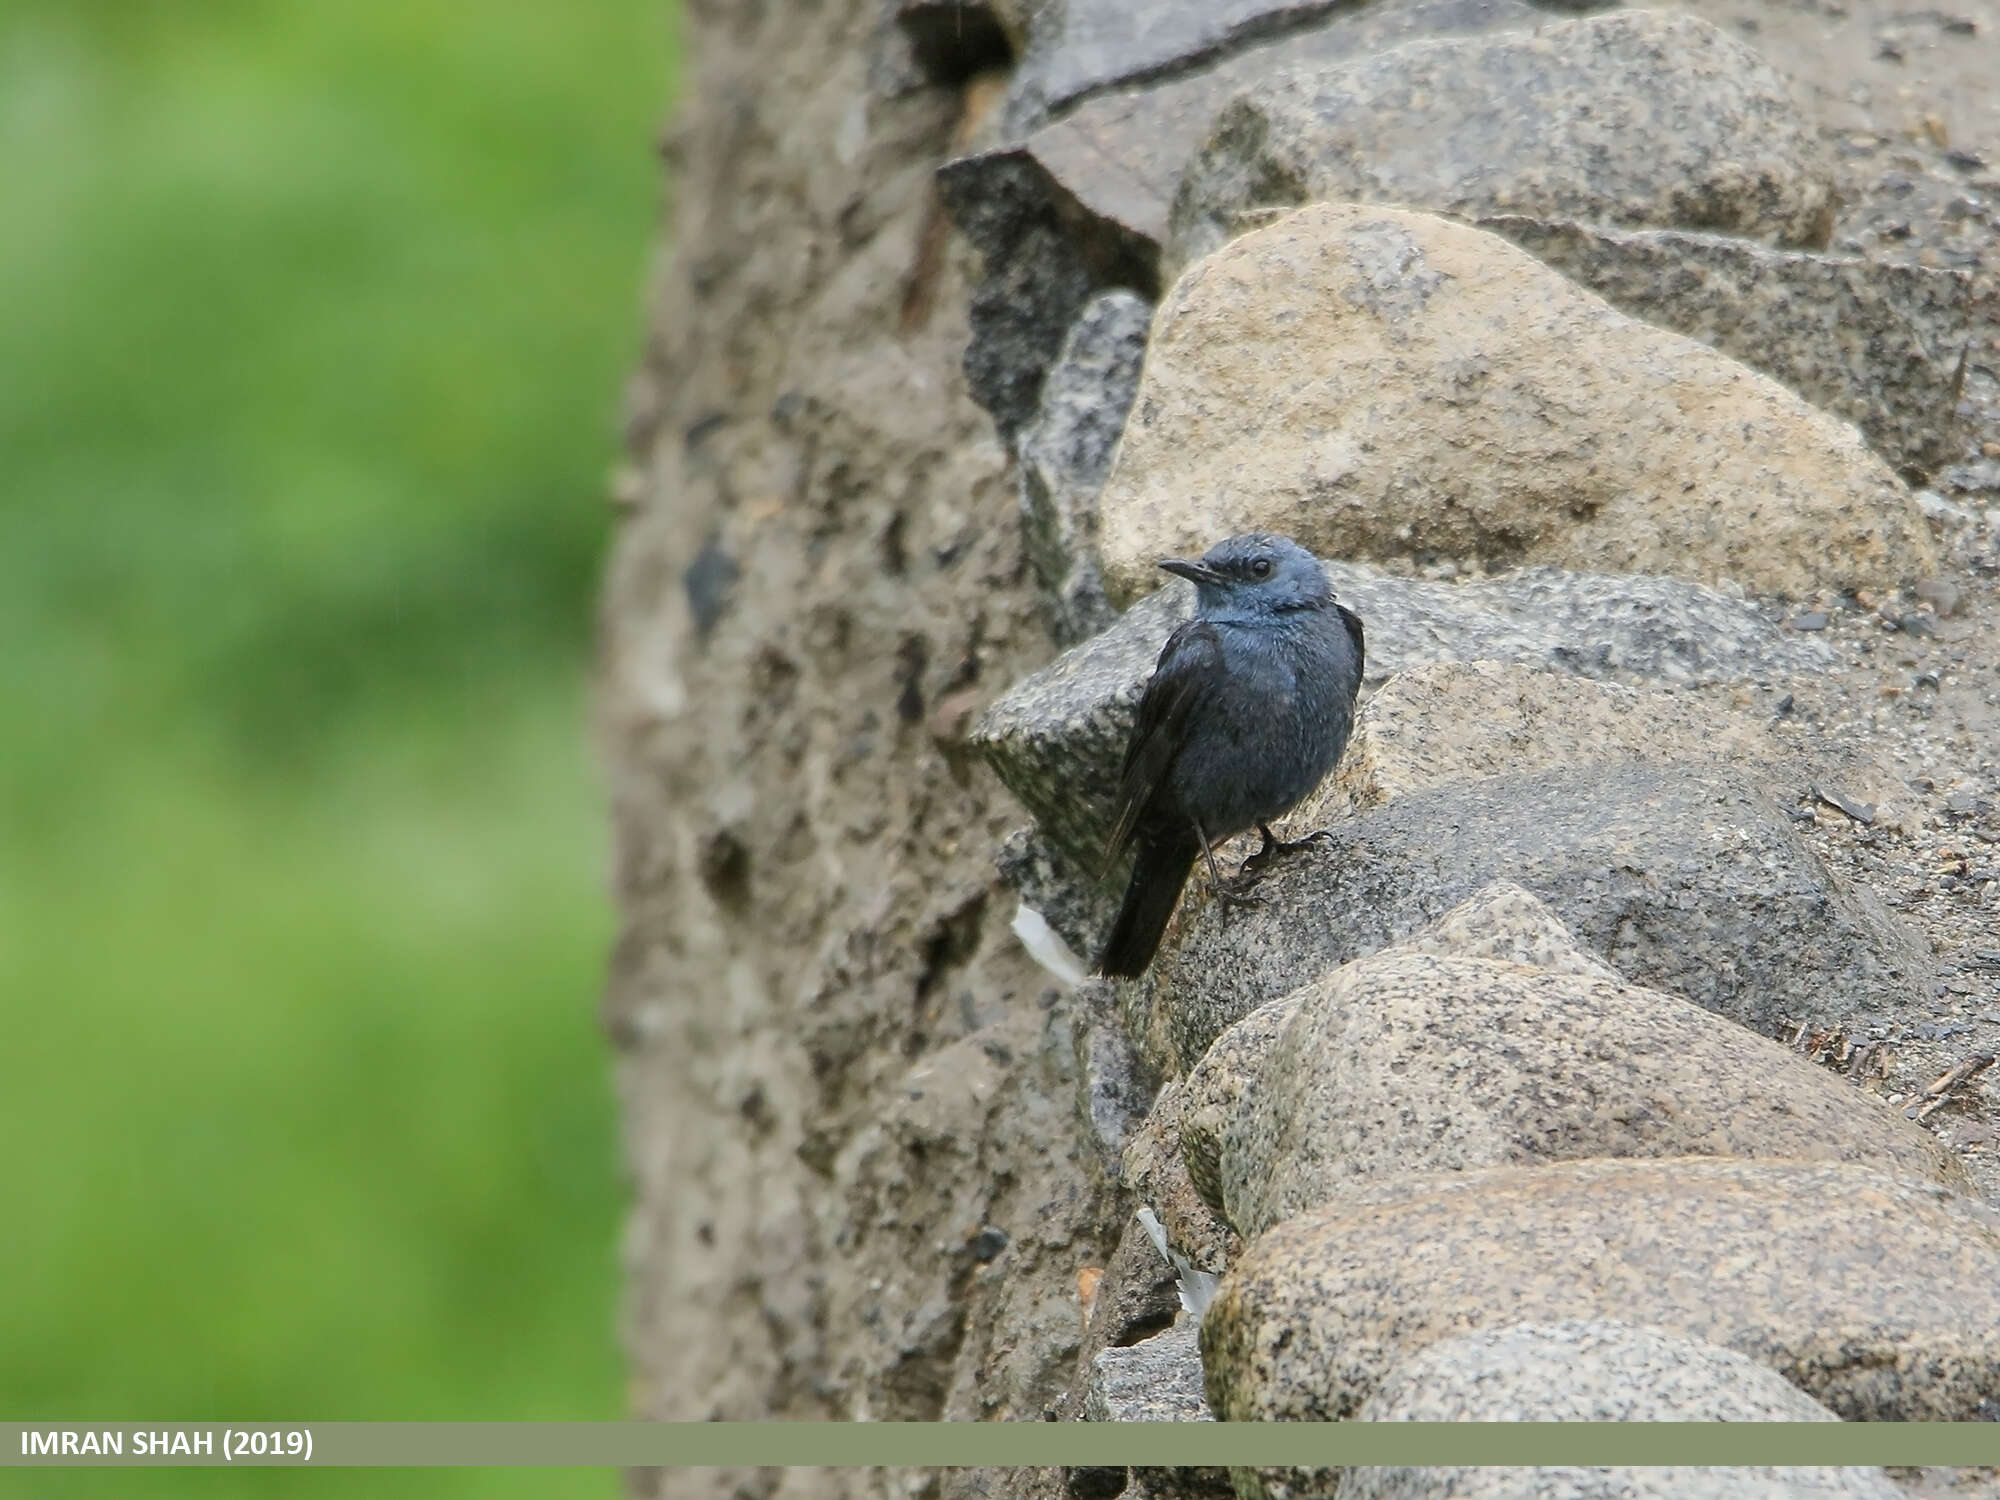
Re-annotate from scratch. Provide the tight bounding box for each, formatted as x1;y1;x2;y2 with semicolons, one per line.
1097;204;1936;604
1204;1159;2000;1422
1301;660;1922;833
1222;945;1973;1240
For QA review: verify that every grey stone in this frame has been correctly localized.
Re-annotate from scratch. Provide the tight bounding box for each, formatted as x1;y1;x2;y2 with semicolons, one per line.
940;0;1540;430
1082;1316;1213;1422
1480;216;1976;480
1105;206;1935;605
1127;760;1930;1074
1206;889;1969;1241
1062;1213;1183;1422
973;563;1832;870
1202;1159;2000;1422
1320;1323;1904;1500
1168;12;1836;273
1127;1468;1235;1500
996;824;1123;966
1069;967;1156;1162
1019;290;1152;645
1119;1078;1238;1275
1007;0;1352;126
955;0;1541;270
940;151;1151;437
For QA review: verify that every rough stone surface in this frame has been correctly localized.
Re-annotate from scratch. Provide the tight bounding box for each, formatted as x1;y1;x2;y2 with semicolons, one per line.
1081;1316;1213;1422
1007;0;1351;125
1168;886;1614;1202
1203;1159;2000;1422
996;825;1123;969
1363;1321;1858;1422
1101;204;1937;604
1129;760;1932;1073
942;143;1146;438
1168;12;1837;272
1239;1322;1902;1498
604;0;1118;1466
1068;960;1157;1162
1315;1323;1904;1500
609;0;2000;1489
959;0;1541;268
1120;1079;1238;1274
1481;216;1976;481
1127;1470;1235;1500
939;0;1543;442
1333;1470;1898;1500
1214;902;1970;1240
1172;995;1301;1221
1060;1212;1184;1423
974;563;1832;870
1305;659;1924;834
1018;289;1152;644
1372;880;1623;983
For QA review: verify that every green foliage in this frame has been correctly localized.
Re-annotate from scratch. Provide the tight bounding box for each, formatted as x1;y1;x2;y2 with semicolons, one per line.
0;0;673;1489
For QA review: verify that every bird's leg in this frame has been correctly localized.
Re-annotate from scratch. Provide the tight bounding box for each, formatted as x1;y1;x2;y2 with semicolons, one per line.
1238;821;1335;877
1195;820;1266;917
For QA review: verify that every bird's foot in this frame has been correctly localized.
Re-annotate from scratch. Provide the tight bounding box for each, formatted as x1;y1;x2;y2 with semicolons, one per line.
1208;872;1268;921
1239;823;1335;875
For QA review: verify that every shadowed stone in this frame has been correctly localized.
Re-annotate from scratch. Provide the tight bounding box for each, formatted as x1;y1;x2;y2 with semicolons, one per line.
1203;1159;2000;1422
895;0;1022;83
974;564;1831;870
1480;216;1976;480
939;0;1541;439
1121;1078;1238;1275
947;0;1540;273
1018;289;1152;644
1129;761;1929;1073
1008;0;1360;126
1168;12;1835;272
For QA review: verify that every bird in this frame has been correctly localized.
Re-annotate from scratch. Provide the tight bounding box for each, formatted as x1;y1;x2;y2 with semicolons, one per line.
1094;532;1364;979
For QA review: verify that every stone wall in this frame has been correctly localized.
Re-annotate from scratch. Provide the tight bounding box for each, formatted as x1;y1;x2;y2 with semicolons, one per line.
604;0;2000;1494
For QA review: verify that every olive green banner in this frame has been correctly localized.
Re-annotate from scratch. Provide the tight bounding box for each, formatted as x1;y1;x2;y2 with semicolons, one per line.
5;1422;2000;1467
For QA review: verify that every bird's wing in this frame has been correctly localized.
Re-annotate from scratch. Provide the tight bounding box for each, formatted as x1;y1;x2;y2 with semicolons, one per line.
1103;618;1224;869
1335;603;1365;690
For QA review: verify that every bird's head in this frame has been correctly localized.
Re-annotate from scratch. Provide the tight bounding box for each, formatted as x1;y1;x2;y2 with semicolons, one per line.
1158;532;1332;617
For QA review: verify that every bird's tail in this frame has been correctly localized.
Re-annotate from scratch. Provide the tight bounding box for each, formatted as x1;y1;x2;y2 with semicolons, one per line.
1096;831;1199;978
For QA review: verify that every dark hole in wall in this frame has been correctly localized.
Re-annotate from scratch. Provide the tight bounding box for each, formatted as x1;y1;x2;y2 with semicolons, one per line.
1109;1306;1176;1348
897;2;1015;85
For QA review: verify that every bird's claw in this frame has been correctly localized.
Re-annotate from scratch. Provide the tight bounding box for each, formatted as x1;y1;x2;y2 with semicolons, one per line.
1240;824;1334;874
1209;873;1268;920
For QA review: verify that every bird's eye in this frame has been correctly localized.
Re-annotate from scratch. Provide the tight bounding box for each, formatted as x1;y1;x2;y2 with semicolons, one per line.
1250;557;1273;578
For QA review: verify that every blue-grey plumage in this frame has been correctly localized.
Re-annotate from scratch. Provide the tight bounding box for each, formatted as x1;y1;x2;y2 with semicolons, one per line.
1096;532;1364;978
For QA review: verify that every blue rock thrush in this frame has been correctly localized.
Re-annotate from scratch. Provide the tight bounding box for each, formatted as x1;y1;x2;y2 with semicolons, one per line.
1095;532;1364;978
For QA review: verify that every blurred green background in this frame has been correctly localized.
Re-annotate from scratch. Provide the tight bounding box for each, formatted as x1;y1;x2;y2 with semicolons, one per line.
1;0;676;1492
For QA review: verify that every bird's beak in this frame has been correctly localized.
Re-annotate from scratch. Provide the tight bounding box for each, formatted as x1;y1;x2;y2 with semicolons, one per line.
1158;557;1225;586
